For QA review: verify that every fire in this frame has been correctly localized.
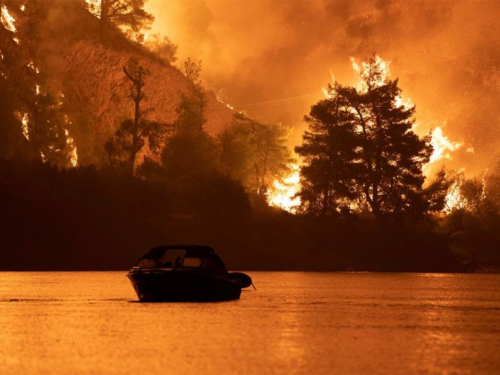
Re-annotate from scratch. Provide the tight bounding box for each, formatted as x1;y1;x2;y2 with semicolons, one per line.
1;6;17;33
267;164;301;213
429;126;462;164
85;0;101;18
444;168;466;212
21;113;29;140
216;90;234;110
351;55;390;91
65;129;78;167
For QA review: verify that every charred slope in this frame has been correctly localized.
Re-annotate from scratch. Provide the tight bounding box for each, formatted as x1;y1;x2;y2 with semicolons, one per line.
1;0;233;165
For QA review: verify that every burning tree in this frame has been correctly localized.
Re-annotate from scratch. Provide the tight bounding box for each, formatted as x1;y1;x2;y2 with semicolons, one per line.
105;58;165;173
161;59;216;178
295;87;359;215
85;0;153;42
296;55;433;219
219;112;294;196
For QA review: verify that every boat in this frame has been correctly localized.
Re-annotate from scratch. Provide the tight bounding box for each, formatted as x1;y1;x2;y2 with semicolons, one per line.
127;245;253;302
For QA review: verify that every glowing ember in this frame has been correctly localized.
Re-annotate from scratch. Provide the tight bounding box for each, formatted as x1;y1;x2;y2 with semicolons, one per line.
216;91;234;110
429;126;462;163
21;113;29;140
1;6;16;33
65;129;78;167
268;164;301;213
27;61;40;74
85;0;101;18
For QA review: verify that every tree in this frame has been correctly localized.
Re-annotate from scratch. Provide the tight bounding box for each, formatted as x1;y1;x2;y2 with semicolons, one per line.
144;34;177;64
296;55;433;219
341;56;432;219
295;88;359;215
161;59;215;178
444;170;484;213
184;58;206;128
220;113;293;195
105;58;166;173
86;0;154;42
24;92;76;168
484;156;500;211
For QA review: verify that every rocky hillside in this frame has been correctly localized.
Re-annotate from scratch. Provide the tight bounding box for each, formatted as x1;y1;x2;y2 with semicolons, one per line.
1;0;233;165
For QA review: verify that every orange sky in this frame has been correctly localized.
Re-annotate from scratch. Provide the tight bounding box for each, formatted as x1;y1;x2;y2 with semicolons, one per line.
146;0;500;176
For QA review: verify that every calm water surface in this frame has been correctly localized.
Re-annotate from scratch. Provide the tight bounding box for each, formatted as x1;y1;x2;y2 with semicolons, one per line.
0;272;499;375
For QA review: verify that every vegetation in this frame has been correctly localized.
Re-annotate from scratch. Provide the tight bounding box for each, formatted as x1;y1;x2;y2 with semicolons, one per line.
0;2;499;272
296;56;432;219
85;0;154;42
105;58;167;173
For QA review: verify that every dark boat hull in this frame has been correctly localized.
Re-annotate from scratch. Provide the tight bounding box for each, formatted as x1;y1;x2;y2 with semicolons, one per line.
127;269;241;302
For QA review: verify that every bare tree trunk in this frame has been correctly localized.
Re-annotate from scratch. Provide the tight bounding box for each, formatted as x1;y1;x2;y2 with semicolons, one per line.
123;66;144;174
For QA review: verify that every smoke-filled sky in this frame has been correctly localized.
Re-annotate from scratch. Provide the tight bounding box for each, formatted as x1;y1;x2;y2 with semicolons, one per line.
146;0;500;175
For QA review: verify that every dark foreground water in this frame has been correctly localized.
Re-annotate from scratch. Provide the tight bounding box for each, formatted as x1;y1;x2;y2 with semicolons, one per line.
0;272;499;375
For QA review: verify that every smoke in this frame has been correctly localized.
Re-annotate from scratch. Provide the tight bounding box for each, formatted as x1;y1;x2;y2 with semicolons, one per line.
146;0;500;175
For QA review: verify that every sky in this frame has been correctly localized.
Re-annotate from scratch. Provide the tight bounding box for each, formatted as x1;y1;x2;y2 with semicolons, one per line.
146;0;500;176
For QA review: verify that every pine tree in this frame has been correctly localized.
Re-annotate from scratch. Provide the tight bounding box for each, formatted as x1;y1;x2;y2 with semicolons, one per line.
295;86;360;215
86;0;154;42
105;58;166;173
296;55;433;219
220;113;293;195
342;56;432;219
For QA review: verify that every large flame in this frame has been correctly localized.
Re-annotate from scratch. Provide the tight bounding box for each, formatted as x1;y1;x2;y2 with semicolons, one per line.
21;113;29;140
216;90;234;110
429;126;463;164
85;0;101;18
267;164;301;213
1;6;17;33
443;169;486;213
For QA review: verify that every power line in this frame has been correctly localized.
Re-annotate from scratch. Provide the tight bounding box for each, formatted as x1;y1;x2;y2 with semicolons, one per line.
233;92;325;108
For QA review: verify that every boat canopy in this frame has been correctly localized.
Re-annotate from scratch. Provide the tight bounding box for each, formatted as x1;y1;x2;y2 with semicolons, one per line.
134;245;227;271
142;245;215;260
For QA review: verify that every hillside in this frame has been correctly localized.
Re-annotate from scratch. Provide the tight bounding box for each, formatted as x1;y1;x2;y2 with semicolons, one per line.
1;0;233;165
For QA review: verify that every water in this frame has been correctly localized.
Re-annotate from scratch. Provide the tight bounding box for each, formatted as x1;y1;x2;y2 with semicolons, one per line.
0;272;499;375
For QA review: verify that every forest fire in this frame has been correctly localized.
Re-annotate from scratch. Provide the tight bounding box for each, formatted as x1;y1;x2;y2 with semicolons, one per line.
1;4;78;168
85;0;101;17
267;164;301;213
429;126;463;164
277;55;464;214
21;113;29;140
1;6;16;33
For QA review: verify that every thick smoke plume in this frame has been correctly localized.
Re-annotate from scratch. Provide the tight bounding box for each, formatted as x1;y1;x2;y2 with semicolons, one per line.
147;0;500;175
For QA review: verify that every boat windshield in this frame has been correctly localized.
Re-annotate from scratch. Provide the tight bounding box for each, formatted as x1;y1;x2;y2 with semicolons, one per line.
134;246;227;272
161;249;187;267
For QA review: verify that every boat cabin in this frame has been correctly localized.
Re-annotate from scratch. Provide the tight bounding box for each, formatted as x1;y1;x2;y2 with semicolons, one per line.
134;245;228;273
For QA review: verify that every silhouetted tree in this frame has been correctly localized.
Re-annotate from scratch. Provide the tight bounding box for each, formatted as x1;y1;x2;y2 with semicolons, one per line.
161;129;218;179
144;34;178;64
161;59;215;178
342;56;432;219
86;0;153;42
24;92;76;167
484;156;500;211
105;58;166;173
444;170;484;213
220;113;293;195
295;89;359;215
184;58;205;126
297;55;433;219
421;168;453;213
